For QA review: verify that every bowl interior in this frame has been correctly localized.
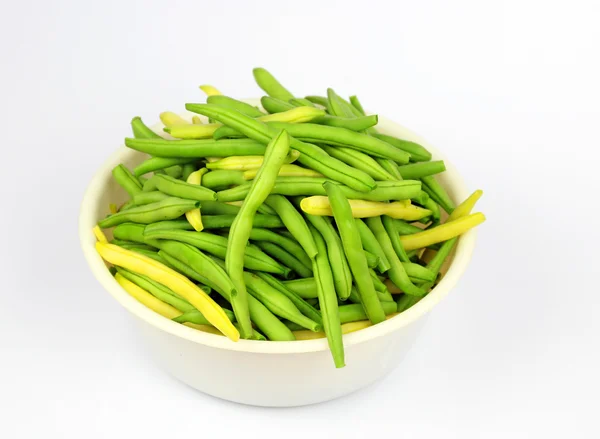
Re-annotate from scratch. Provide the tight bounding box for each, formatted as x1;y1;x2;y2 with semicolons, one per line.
79;100;476;353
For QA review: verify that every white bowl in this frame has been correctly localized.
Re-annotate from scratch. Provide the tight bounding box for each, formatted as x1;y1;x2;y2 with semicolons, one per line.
79;101;477;407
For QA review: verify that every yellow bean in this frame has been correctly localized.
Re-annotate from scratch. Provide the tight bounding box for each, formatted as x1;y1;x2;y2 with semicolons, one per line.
95;242;239;341
160;111;189;127
199;85;223;96
185;168;208;231
109;203;118;214
300;197;430;220
447;189;483;222
259;106;324;123
192;116;203;124
207;150;300;171
399;213;486;251
115;273;181;319
243;164;322;180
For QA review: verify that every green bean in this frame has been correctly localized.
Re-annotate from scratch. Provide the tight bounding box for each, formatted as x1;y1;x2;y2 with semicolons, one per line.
253;241;313;278
217;177;422;202
348;95;366;116
369;269;388;293
339;301;396;324
365;216;425;296
98;197;199;228
244;272;321;332
266;122;411;164
403;262;436;283
315;114;378;131
181;163;196;181
134;157;194;177
421;175;455;214
202;170;246;190
255;273;323;326
261;96;295;114
264;195;317;258
252;67;295;101
226;130;291;339
396;294;421;312
144;220;194;234
282;278;318;299
396;161;446;179
157;250;220;292
110;240;153;251
147;174;216;201
249;228;312;269
324;182;385;324
411;190;430;206
116;267;195;313
161;248;293;340
126;247;176;269
320;145;396;181
112;164;142;197
173;308;235;325
113;223;146;244
372;134;432;162
298;206;352;300
375;158;403;180
132;191;169;206
131;116;161;139
289;97;315;107
203;214;284;229
326;88;355;118
303;96;328;109
124;137;267;158
185;104;376;192
394;219;424;235
206;95;264;117
144;229;289;275
309;223;344;367
355;218;391;273
364;250;380;269
200;200;241;215
382;215;411;263
422;197;441;222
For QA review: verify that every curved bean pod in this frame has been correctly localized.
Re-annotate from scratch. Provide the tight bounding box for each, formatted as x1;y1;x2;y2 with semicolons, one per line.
326;88;355;118
134;157;195;177
150;174;216;201
375;158;403;180
243;164;322;180
124;137;267;158
421;175;455;214
281;278;318;299
113;223;146;244
324;182;385;324
320;145;396;181
400;213;486;251
315;114;378;131
355;218;391;273
98;197;199;228
252;241;313;278
305;95;330;109
115;273;181;319
261;96;294;114
173;308;235;325
372;133;432;162
207;95;264;117
207;150;299;171
112;164;142;197
131;116;161;139
133;191;169;206
447;189;483;222
199;85;222;96
202;170;246;190
248;228;312;269
252;67;294;101
396;160;446;179
338;301;397;324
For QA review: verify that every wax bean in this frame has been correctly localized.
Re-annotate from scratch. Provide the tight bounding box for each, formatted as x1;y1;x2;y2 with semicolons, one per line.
400;213;486;251
300;197;431;221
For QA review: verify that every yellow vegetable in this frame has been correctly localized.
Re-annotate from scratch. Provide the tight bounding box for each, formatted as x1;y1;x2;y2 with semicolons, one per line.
447;189;483;222
159;111;189;127
293;315;398;340
199;85;222;96
109;203;118;214
185;168;208;231
399;212;486;251
166;123;221;139
192;116;203;124
95;242;239;342
93;225;107;243
243;164;322;180
300;197;430;220
115;273;181;319
207;150;300;171
259;106;324;123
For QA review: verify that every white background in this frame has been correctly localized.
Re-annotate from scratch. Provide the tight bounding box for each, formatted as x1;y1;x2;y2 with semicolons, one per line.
1;0;599;437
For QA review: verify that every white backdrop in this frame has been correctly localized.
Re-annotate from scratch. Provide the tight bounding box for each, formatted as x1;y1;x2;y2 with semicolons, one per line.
1;1;599;437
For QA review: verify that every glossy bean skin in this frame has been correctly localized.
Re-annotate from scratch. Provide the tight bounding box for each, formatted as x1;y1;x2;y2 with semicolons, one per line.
207;95;264;117
324;182;385;324
255;273;323;326
399;213;485;251
216;177;422;202
248;227;312;269
304;95;330;109
365;216;425;296
116;267;195;313
264;194;318;258
382;215;411;263
226;130;291;338
266;122;411;164
339;301;397;324
173;308;235;325
320;145;396;181
131;116;161;139
397;160;446;179
315;114;378;131
148;174;216;201
125;137;267;158
372;133;432;162
282;278;318;299
132;191;169;206
112;164;142;197
143;229;289;275
126;247;176;269
355;218;391;273
375;157;403;181
309;223;345;368
261;96;295;113
185;104;376;192
252;241;313;278
244;272;322;332
364;250;380;269
134;157;195;177
202;170;246;190
297;203;352;300
204;214;284;229
326;88;355;118
98;197;199;228
421;175;455;214
252;67;295;101
113;223;146;244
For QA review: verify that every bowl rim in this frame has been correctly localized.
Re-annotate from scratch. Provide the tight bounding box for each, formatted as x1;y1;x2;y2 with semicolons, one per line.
79;101;476;354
